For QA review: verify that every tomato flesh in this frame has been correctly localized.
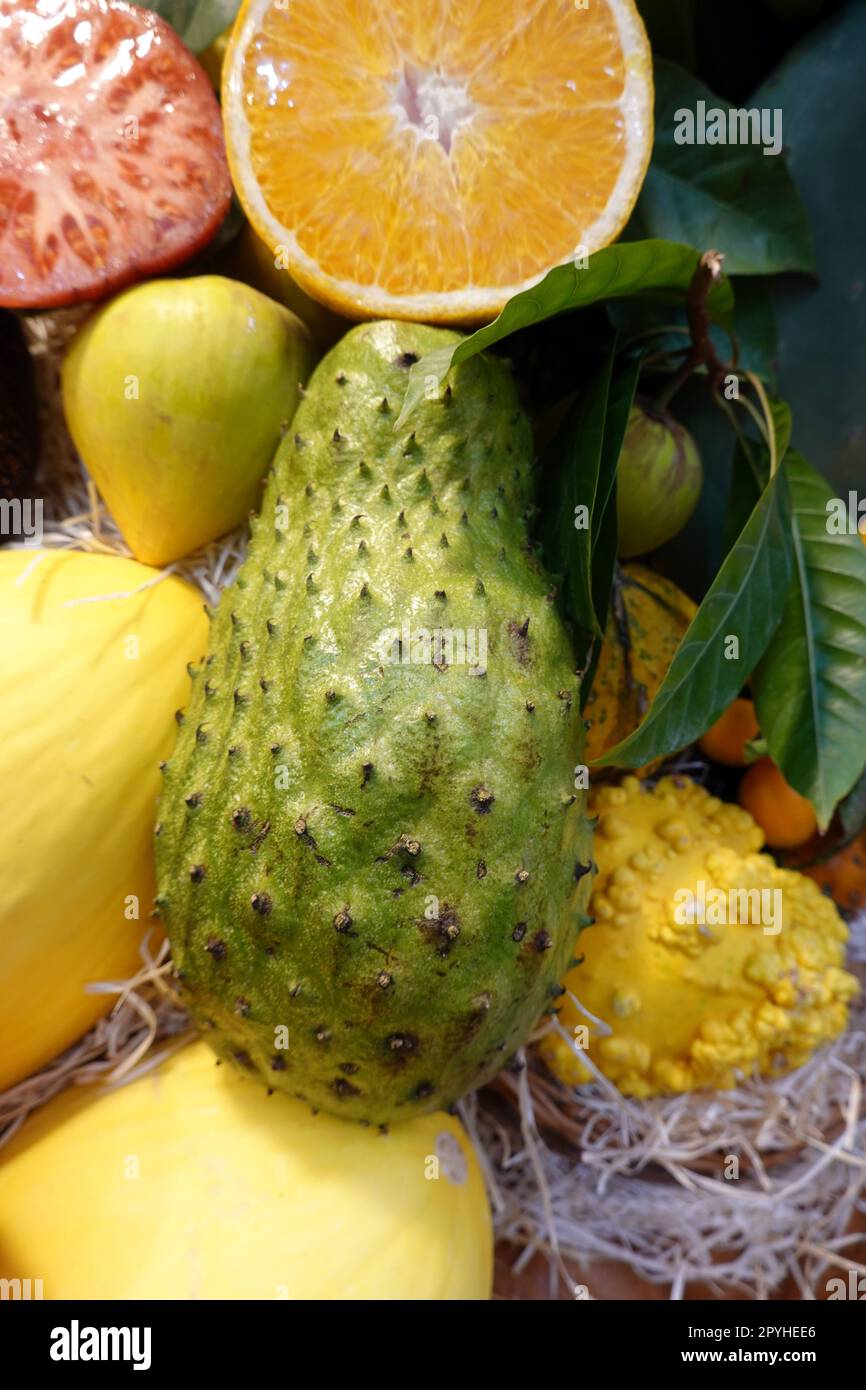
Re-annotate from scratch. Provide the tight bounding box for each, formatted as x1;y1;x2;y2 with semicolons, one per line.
0;0;232;308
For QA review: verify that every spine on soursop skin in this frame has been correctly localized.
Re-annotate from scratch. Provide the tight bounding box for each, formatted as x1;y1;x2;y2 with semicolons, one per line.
156;320;593;1125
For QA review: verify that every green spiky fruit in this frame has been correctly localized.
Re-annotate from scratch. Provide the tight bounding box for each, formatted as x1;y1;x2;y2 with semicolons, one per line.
156;320;592;1125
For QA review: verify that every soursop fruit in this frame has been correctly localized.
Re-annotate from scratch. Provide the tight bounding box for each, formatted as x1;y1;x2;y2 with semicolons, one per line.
156;321;592;1125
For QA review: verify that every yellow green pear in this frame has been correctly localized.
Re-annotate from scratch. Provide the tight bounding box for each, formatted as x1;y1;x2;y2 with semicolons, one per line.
61;275;315;566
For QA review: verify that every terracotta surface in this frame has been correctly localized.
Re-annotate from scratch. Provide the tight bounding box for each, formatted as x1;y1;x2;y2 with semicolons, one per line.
493;1214;866;1300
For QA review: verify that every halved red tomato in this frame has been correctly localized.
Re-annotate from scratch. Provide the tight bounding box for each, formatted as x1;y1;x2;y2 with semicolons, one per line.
0;0;232;308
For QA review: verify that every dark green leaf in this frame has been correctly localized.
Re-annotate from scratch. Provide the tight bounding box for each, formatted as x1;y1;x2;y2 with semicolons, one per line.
595;466;793;768
589;359;642;632
729;277;779;383
538;352;614;642
838;765;866;843
758;4;866;492
581;359;641;706
581;503;618;711
396;241;733;427
137;0;239;52
768;397;792;465
722;394;790;551
605;296;692;360
630;59;815;276
536;350;639;661
753;453;866;829
723;446;766;555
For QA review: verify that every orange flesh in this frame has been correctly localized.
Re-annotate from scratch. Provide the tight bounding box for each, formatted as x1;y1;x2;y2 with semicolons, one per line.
238;0;645;296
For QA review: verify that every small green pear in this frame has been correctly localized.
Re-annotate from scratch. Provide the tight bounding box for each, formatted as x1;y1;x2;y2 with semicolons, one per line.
616;403;703;558
62;276;316;566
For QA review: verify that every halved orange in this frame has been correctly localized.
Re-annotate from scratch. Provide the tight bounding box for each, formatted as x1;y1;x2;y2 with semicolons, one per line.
223;0;653;324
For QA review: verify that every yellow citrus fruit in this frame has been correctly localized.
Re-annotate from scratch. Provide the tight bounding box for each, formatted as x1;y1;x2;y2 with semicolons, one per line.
223;0;653;323
698;697;760;766
738;758;818;849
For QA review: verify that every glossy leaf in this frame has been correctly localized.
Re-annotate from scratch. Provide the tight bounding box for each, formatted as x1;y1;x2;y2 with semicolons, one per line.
769;397;793;465
396;241;734;427
581;360;642;705
630;59;816;275
537;352;639;688
538;351;614;642
591;363;640;590
596;465;793;767
753;453;866;828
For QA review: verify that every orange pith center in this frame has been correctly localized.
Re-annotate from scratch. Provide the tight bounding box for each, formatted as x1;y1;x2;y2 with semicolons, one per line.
240;0;634;295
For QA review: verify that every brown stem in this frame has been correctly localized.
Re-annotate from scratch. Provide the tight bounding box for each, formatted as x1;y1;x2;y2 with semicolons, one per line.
653;249;731;414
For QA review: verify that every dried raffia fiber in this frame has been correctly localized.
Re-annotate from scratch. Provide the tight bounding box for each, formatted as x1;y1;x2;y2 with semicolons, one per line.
466;953;866;1299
